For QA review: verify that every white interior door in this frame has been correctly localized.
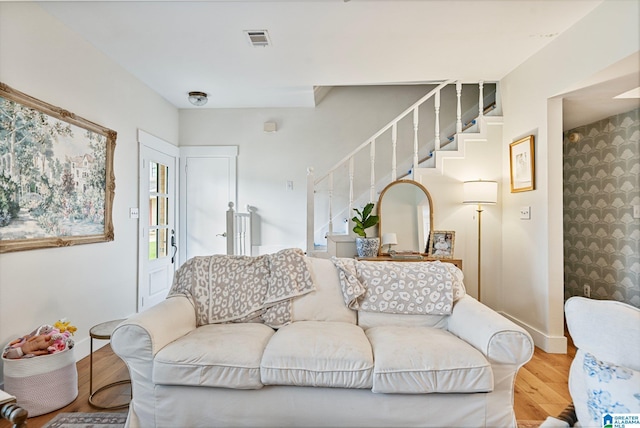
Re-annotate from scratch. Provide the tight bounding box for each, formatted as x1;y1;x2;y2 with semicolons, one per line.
138;131;178;312
179;146;237;262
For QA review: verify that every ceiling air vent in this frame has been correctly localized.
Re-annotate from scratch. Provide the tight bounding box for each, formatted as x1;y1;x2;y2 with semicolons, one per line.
244;30;271;47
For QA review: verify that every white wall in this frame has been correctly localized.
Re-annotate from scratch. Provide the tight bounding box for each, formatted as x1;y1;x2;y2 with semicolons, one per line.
416;122;504;306
179;85;446;253
499;0;639;352
0;2;179;382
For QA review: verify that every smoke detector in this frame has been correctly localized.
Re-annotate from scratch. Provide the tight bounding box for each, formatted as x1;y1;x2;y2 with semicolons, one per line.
244;30;271;47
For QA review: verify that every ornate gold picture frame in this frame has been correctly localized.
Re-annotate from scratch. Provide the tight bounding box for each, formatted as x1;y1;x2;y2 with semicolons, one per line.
509;135;535;193
0;82;116;253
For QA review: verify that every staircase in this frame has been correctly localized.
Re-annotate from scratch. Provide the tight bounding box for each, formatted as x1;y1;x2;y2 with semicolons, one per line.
306;80;501;257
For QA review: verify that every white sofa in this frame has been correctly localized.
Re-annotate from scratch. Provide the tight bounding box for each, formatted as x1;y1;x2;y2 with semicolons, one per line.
112;256;534;428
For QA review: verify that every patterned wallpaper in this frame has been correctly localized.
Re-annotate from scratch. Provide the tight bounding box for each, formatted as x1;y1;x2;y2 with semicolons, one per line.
563;107;639;308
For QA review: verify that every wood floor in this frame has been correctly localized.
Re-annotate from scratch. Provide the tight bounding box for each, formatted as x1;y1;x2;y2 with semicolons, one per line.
2;340;576;428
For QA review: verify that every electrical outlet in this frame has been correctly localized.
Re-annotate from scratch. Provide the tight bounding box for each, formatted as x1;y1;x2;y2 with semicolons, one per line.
583;284;591;298
129;207;139;219
633;204;640;219
520;206;531;220
286;180;294;191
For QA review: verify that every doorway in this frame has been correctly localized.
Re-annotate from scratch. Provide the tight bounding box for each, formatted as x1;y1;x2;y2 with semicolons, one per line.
138;130;179;312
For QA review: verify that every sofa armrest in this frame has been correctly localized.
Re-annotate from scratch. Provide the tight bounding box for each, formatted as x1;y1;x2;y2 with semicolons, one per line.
447;296;533;366
112;295;196;360
111;296;196;428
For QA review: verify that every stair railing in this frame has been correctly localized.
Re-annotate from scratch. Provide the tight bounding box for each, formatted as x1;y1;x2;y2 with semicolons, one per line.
307;80;489;254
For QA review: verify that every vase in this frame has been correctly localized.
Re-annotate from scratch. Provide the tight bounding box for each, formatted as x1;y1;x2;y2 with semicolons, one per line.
355;237;380;258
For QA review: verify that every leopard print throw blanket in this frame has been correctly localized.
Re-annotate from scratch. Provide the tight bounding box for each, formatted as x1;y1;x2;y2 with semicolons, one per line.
331;257;465;315
168;248;315;328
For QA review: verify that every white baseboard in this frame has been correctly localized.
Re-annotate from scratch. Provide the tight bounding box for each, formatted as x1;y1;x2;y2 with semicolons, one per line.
499;311;567;354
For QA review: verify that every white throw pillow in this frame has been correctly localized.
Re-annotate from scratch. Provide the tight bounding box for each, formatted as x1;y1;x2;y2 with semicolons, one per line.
571;349;640;427
291;257;357;324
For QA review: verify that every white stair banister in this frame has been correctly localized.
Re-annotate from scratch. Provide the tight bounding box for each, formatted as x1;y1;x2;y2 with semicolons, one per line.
307;79;497;255
226;202;235;255
456;81;463;133
315;80;452;187
226;202;255;256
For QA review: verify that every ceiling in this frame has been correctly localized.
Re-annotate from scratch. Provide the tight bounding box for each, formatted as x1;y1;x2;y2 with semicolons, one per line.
561;52;640;130
36;0;613;110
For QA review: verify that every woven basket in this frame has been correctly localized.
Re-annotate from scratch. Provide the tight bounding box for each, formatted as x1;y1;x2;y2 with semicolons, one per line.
2;347;78;416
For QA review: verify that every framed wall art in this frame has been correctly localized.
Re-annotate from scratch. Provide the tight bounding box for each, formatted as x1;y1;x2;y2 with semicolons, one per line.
428;230;455;259
0;82;116;253
509;135;535;193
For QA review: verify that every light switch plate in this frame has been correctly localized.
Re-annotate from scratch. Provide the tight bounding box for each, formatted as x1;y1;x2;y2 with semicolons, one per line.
520;206;531;220
129;207;139;219
634;204;640;219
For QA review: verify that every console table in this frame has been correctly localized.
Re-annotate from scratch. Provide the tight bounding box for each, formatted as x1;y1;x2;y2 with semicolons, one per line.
356;255;462;270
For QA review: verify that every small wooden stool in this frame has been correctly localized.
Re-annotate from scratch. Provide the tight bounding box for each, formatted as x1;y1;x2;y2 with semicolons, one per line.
89;319;131;409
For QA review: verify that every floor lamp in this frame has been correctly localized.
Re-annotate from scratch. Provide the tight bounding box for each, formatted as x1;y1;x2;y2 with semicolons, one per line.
463;180;498;302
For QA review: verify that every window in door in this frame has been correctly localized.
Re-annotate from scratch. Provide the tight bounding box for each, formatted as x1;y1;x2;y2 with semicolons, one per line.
149;161;169;260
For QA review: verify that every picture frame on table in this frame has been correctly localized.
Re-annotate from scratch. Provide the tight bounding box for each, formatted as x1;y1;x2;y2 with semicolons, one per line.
0;82;116;253
509;135;535;193
428;230;455;259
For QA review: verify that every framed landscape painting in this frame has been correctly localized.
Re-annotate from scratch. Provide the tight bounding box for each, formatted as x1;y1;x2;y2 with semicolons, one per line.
0;82;116;253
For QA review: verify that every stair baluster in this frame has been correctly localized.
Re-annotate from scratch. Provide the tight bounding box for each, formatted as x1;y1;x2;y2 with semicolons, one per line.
478;81;484;119
328;171;334;236
369;140;376;202
391;124;397;181
349;157;354;224
435;90;441;151
412;107;419;179
456;81;463;133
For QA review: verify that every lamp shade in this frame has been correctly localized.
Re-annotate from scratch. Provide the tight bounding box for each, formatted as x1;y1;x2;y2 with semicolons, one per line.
463;180;498;205
381;233;398;246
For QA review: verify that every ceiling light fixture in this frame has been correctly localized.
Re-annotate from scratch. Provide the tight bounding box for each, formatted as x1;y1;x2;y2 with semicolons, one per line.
188;91;208;106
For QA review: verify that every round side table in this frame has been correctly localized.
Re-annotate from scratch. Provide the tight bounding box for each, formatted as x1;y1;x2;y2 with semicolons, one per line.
89;319;131;410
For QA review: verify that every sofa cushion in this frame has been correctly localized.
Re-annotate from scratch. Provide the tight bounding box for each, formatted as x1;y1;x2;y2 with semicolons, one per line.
260;321;373;389
153;323;274;389
358;311;449;330
366;326;493;394
291;257;357;324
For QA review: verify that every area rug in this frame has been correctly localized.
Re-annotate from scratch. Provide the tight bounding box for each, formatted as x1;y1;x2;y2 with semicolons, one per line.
42;412;127;428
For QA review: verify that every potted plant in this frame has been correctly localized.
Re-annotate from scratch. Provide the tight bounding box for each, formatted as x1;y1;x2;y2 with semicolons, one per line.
352;202;380;257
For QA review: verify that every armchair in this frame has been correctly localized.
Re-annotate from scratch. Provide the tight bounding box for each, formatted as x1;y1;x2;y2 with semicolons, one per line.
542;297;640;427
